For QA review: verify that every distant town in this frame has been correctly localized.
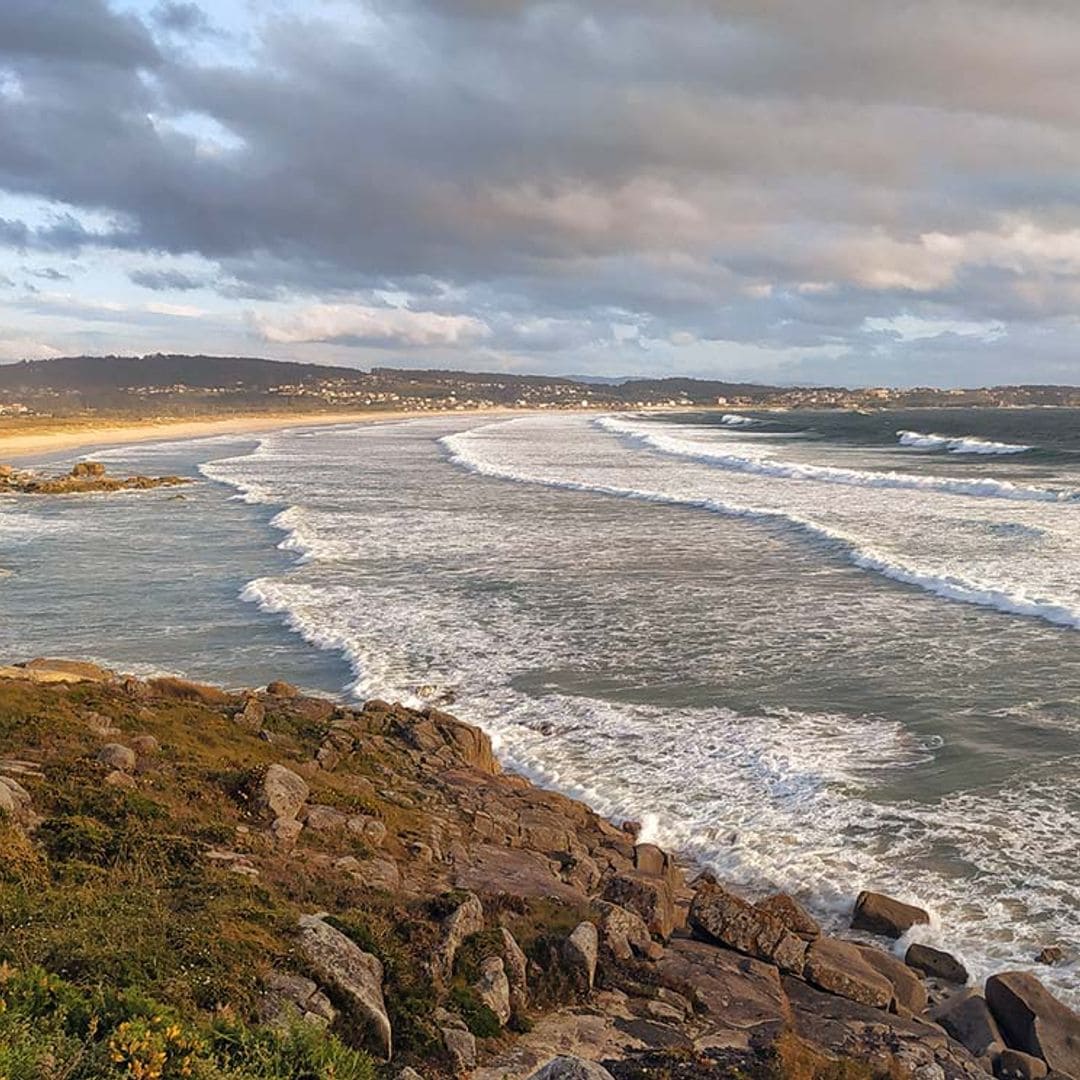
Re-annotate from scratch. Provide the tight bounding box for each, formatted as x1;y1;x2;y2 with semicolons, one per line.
1;353;1079;422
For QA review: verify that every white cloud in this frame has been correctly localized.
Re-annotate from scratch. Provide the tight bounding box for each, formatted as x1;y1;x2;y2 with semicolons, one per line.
251;304;492;347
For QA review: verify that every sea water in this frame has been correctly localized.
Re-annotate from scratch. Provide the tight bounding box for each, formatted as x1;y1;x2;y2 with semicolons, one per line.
2;408;1078;1001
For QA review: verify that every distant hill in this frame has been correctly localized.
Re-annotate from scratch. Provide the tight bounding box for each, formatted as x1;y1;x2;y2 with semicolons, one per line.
0;353;365;391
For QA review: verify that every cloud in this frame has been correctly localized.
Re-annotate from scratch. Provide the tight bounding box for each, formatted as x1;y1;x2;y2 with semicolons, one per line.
0;0;1078;381
251;304;492;347
129;267;206;291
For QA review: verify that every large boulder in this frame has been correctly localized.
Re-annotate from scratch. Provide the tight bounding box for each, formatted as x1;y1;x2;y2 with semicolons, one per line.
851;891;929;939
930;989;1004;1061
256;763;309;821
526;1058;616;1080
297;914;391;1060
985;971;1080;1078
688;881;807;975
602;871;676;941
855;945;928;1015
563;921;599;991
905;943;968;985
802;937;894;1009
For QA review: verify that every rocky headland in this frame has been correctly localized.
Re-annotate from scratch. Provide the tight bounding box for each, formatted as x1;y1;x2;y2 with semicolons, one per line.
0;659;1076;1080
0;460;189;494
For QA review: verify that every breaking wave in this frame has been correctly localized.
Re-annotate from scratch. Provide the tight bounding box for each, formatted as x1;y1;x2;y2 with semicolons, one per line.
597;416;1068;503
442;425;1080;631
898;430;1032;455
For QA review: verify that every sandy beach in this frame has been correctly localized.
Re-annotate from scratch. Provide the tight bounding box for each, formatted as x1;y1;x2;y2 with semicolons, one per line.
0;407;523;462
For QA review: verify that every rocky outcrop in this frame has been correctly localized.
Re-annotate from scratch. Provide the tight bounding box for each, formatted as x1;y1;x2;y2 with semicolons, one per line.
851;890;930;939
1;462;189;495
985;971;1080;1078
593;900;658;962
259;970;338;1029
688;881;807;975
297;914;392;1060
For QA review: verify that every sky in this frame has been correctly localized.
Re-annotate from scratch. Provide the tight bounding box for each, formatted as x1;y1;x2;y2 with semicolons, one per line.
1;1;1080;386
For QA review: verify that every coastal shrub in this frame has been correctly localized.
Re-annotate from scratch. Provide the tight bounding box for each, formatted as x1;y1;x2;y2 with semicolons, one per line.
0;966;376;1080
448;985;502;1038
452;928;505;983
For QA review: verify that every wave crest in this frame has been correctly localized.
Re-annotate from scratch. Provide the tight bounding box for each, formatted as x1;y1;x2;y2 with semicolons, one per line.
898;430;1032;455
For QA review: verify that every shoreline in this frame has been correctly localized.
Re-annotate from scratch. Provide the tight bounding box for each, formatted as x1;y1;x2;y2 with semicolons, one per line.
0;406;531;462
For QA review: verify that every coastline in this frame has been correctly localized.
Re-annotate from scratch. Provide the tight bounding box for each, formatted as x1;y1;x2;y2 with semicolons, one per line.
1;659;1076;1078
0;406;528;462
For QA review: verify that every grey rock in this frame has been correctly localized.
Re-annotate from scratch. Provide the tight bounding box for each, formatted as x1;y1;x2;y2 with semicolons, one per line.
297;914;392;1060
433;892;485;984
475;954;511;1025
500;927;528;1011
563;921;599;990
441;1025;476;1075
931;989;1004;1060
97;743;136;772
257;763;309;821
526;1056;617;1080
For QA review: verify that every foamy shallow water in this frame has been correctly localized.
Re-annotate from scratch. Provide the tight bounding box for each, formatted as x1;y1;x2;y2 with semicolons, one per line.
2;410;1079;1001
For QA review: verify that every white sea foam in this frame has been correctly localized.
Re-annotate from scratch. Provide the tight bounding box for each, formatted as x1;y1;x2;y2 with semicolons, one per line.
898;429;1033;455
206;416;1080;1003
598;416;1067;502
720;413;760;427
442;424;1080;630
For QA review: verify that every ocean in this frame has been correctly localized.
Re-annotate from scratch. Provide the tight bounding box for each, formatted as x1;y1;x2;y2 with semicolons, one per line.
2;407;1078;1001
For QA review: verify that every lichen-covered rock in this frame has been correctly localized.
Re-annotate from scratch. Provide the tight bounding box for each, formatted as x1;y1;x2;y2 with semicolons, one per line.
474;955;511;1025
347;815;388;846
97;743;136;772
602;871;676;941
563;921;599;990
270;816;303;849
432;892;485;984
803;937;894;1009
129;734;159;756
851;891;929;939
985;971;1080;1079
256;763;309;821
526;1056;617;1080
755;893;821;941
441;1024;476;1075
297;914;392;1059
593;899;655;962
260;970;337;1030
689;881;807;975
500;927;528;1012
302;803;350;831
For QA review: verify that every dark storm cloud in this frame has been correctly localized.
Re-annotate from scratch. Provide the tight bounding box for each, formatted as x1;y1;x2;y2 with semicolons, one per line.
1;0;1080;379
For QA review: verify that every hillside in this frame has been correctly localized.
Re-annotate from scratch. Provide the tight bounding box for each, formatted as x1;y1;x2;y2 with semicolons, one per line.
2;659;1078;1079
